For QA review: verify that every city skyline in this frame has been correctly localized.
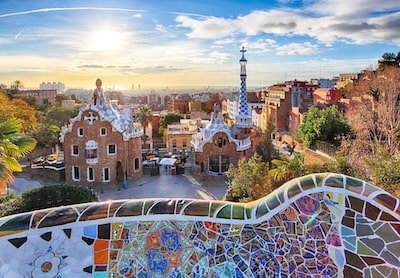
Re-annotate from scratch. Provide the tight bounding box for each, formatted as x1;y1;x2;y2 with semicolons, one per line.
0;0;399;89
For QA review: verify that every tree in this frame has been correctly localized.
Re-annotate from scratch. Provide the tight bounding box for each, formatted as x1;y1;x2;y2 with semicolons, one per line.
343;67;400;157
269;153;307;184
10;80;23;91
255;121;278;163
364;147;400;196
340;67;400;195
378;52;400;69
324;155;363;178
0;119;36;192
202;93;221;113
33;124;60;149
0;92;37;132
46;106;79;127
161;113;183;127
298;105;350;147
225;154;273;202
137;105;152;128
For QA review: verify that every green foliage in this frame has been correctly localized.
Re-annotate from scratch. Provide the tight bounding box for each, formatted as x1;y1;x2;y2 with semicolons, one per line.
225;154;273;202
378;51;400;68
137;106;152;125
0;197;23;217
0;118;37;187
33;124;61;148
19;185;98;212
45;106;79;127
269;153;307;183
298;105;350;147
55;94;70;104
0;185;98;217
324;155;363;178
255;121;278;163
365;147;400;196
161;113;183;128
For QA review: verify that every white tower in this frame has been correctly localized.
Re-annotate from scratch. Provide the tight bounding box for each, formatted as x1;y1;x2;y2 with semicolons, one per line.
235;46;252;128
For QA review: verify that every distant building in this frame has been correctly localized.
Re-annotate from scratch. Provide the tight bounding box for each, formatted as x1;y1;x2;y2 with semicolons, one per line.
40;82;65;93
313;88;342;107
17;89;57;103
289;107;303;136
166;119;208;153
261;85;292;132
147;93;163;110
60;79;143;189
171;98;189;114
336;73;359;89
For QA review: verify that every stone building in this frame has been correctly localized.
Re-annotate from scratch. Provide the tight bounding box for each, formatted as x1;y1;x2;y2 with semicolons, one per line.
192;47;252;176
60;79;143;189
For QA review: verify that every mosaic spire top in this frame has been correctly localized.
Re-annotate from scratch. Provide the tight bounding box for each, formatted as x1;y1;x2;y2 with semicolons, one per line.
236;46;252;128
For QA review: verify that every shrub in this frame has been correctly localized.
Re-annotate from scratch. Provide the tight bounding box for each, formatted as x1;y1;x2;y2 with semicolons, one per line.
0;185;98;217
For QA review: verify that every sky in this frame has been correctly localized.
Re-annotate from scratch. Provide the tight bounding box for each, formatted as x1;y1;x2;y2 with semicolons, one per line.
0;0;399;89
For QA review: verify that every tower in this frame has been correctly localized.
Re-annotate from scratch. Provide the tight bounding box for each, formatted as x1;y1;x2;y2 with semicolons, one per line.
235;47;252;128
93;78;107;106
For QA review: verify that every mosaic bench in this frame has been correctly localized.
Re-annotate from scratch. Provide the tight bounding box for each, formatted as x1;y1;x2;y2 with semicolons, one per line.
0;173;399;277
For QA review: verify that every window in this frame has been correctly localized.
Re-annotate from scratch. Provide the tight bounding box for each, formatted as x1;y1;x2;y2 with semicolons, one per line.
87;167;94;182
78;128;84;137
103;167;110;182
172;139;177;148
134;158;140;171
100;127;107;136
182;139;187;148
72;166;80;181
72;145;79;156
108;144;117;155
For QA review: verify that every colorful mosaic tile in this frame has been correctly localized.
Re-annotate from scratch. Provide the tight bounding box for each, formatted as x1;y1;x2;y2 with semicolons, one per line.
0;173;399;277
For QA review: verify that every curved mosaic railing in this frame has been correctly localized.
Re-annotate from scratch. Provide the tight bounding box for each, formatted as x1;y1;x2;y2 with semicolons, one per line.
0;173;399;277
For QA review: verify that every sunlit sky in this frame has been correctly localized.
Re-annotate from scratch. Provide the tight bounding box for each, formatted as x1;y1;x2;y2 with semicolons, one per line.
0;0;399;89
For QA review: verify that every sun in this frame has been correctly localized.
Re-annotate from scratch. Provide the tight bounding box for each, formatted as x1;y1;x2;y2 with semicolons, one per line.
91;29;123;51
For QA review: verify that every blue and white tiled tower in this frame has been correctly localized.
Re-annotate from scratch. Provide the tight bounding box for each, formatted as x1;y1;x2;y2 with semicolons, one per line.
236;46;252;128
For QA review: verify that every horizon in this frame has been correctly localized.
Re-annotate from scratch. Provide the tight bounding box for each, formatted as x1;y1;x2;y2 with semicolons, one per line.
0;0;399;89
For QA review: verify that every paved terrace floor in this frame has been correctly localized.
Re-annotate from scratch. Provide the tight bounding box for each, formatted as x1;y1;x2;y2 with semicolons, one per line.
98;168;227;201
10;168;228;201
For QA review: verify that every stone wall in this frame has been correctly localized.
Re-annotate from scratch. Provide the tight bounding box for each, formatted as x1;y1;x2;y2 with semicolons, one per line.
0;173;399;277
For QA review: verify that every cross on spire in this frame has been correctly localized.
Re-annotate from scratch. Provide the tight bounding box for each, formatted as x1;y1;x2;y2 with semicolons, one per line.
240;46;246;54
84;112;98;125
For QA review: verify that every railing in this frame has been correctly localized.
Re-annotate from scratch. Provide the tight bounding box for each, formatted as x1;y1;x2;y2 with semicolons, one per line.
1;173;398;277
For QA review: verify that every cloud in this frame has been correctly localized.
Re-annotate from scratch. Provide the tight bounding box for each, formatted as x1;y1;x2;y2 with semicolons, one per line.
276;42;318;55
213;38;236;45
14;29;24;40
132;13;142;18
175;2;400;45
78;65;116;69
241;38;277;53
0;7;146;18
190;51;233;64
155;24;168;33
0;37;12;45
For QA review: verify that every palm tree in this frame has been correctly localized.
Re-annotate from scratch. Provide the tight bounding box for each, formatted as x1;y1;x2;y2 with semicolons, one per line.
137;106;152;145
269;153;306;183
0;118;36;192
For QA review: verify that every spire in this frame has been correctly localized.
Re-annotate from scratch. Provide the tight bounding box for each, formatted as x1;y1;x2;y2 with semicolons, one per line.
93;78;107;106
236;47;252;128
